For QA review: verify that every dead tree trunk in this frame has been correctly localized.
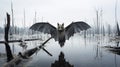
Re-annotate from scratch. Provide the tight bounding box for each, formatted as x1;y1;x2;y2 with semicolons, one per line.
5;13;14;62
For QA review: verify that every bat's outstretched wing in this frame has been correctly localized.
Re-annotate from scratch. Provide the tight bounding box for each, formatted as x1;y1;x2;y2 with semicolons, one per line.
65;21;91;39
30;22;57;40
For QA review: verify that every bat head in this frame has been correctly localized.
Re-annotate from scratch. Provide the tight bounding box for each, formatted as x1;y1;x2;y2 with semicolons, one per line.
57;23;64;32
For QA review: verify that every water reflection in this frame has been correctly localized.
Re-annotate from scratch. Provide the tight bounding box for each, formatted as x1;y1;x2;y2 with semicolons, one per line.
51;52;74;67
0;53;6;58
1;34;120;67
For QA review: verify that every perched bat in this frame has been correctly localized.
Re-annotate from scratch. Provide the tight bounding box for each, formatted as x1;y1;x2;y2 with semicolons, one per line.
30;21;91;47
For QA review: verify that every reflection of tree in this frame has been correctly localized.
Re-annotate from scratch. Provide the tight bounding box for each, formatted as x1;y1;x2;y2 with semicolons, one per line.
94;42;103;60
84;37;87;47
114;54;117;67
51;52;74;67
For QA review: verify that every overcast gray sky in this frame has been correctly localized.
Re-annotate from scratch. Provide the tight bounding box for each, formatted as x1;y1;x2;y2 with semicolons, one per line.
0;0;120;27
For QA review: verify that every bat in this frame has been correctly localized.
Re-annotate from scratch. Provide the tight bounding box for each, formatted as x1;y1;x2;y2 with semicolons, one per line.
30;21;91;47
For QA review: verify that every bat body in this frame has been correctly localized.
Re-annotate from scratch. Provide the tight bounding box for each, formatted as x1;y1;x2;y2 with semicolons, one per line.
30;21;91;47
57;23;66;46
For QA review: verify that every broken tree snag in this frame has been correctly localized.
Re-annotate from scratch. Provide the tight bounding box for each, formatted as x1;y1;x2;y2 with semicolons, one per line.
4;13;13;62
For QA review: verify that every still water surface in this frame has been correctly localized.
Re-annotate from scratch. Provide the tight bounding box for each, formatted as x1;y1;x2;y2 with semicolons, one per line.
0;34;120;67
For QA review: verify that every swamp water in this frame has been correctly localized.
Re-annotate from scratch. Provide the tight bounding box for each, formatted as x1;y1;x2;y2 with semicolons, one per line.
0;34;120;67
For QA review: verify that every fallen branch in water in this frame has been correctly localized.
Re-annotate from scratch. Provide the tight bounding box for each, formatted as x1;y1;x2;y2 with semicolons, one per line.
3;37;52;67
0;38;43;43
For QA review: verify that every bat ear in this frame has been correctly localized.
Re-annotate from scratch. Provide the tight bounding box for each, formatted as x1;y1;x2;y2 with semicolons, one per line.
57;23;59;26
62;23;64;27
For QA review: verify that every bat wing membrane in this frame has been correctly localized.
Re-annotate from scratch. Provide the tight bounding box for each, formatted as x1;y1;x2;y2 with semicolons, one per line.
65;21;91;40
30;22;57;40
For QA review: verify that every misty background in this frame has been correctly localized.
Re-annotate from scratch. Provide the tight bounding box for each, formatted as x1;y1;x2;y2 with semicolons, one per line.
0;0;120;28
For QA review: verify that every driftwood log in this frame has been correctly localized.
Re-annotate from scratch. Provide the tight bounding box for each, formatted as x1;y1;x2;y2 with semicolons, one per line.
3;37;52;67
0;38;43;43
